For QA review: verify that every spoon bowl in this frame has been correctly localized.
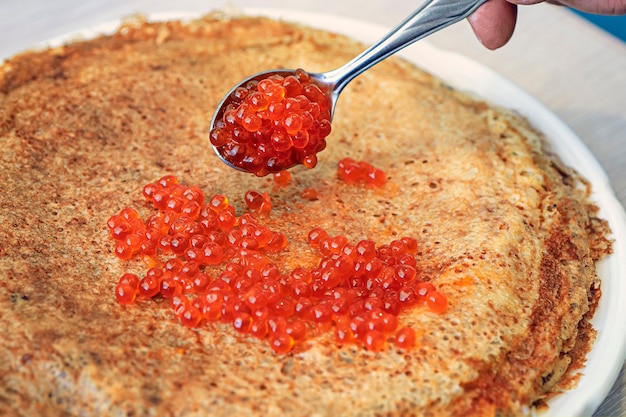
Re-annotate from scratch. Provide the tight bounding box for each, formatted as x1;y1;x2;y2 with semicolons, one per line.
209;0;487;174
209;69;299;173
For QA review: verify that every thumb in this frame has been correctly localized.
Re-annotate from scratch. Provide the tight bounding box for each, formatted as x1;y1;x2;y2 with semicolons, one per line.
468;0;518;49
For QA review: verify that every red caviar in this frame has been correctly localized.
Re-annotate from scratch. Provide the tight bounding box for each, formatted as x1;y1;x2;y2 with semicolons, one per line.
337;157;387;187
244;190;272;214
394;326;417;349
210;69;332;177
107;176;447;355
273;171;291;186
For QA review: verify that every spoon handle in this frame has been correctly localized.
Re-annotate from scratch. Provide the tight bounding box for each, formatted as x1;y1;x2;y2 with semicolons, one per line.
316;0;487;97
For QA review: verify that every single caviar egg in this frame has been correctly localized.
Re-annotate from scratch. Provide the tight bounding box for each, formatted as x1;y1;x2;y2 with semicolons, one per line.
270;332;295;354
395;326;417;349
273;170;291;186
210;70;332;176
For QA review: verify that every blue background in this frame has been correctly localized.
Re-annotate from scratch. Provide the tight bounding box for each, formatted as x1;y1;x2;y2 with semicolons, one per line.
571;9;626;42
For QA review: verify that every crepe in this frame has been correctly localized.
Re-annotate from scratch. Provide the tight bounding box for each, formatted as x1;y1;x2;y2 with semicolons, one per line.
0;12;612;417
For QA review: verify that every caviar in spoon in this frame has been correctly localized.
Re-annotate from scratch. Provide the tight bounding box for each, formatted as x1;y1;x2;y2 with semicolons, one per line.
209;0;487;176
209;69;332;177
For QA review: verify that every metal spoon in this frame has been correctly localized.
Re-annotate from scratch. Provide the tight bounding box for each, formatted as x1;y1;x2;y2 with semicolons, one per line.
210;0;487;173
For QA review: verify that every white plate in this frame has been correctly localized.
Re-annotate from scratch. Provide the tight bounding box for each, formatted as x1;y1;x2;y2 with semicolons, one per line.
31;7;626;417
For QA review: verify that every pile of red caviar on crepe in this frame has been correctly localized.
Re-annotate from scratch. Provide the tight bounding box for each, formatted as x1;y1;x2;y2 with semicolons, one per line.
0;12;611;417
108;172;445;354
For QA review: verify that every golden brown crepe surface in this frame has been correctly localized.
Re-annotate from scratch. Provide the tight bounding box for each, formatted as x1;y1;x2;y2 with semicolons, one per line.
0;13;611;417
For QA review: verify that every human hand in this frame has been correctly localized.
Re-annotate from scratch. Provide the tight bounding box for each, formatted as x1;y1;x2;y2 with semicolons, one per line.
468;0;626;50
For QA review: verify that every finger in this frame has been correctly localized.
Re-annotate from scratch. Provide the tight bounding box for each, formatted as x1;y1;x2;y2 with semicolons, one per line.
468;0;518;49
552;0;626;14
509;0;626;14
506;0;545;4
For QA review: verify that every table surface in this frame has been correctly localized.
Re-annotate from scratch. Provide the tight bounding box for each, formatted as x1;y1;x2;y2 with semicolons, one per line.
1;1;624;416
